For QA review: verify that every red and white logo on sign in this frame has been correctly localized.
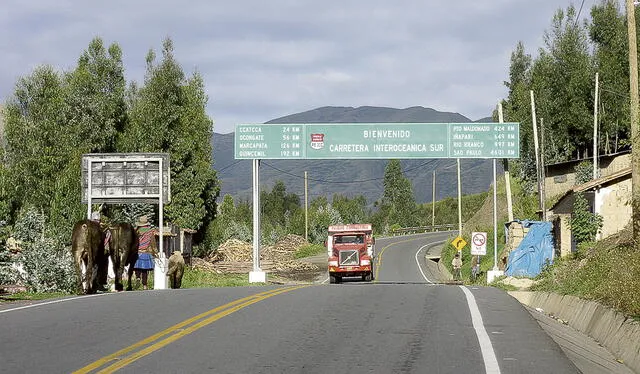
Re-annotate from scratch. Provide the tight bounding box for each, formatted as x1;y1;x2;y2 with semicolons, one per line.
310;133;325;150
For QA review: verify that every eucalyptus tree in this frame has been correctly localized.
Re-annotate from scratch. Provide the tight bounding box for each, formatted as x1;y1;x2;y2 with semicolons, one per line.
376;159;418;228
541;5;594;160
120;38;219;231
3;66;69;222
331;194;368;224
53;38;128;230
589;0;632;153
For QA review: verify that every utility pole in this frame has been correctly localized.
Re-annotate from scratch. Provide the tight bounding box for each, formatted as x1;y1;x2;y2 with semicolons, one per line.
304;171;308;242
498;102;514;222
540;117;547;221
457;159;462;238
432;170;436;227
593;72;600;179
627;0;640;247
530;90;543;220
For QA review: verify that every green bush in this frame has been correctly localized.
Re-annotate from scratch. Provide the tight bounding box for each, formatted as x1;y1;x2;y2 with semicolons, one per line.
570;192;603;245
1;208;75;293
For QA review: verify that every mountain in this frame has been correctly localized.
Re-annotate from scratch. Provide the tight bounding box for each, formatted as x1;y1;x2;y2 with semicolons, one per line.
212;106;502;205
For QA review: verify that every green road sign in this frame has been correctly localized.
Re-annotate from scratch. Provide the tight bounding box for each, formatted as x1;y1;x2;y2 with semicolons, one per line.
234;123;519;160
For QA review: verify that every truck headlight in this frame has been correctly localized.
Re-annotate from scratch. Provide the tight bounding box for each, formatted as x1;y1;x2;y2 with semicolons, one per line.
328;260;338;267
360;259;370;266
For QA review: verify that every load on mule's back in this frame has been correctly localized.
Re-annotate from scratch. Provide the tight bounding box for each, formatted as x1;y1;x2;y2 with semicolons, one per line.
71;218;108;294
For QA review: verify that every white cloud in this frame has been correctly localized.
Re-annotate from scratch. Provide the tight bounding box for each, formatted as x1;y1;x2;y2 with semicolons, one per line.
1;0;565;133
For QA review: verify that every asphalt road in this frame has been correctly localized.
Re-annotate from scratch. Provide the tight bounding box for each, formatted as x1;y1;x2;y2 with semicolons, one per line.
0;232;581;374
373;231;453;283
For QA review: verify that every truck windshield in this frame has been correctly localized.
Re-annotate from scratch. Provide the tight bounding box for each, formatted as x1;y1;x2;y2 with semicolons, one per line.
334;235;364;244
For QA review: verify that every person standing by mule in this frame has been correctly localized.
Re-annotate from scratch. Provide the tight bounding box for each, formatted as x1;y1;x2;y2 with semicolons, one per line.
134;215;157;290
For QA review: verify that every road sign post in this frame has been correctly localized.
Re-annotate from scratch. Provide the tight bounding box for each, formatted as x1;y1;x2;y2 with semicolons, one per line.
234;122;520;283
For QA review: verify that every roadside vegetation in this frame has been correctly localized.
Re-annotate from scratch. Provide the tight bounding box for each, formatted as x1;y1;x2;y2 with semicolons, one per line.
440;172;640;318
531;227;640;318
181;268;252;288
0;292;68;302
294;244;325;259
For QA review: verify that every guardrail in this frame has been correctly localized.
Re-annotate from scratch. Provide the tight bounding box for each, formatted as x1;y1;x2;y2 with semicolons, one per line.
390;224;457;236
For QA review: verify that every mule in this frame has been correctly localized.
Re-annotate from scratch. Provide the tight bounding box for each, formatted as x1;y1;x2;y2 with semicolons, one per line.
107;223;138;291
71;220;108;294
167;251;185;289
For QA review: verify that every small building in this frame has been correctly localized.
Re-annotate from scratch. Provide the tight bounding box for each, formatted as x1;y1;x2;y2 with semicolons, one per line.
548;167;631;257
544;151;630;200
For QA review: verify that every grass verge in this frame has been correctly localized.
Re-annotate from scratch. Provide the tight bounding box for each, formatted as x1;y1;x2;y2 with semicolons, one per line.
294;244;325;259
0;291;69;302
181;267;252;288
0;267;256;302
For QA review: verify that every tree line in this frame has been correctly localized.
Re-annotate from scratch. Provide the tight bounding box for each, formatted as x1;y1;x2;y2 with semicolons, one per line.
0;37;218;243
501;1;637;189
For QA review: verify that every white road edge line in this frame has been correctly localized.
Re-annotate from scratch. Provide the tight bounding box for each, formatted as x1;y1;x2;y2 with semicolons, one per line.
415;240;446;284
460;286;501;374
415;245;434;284
0;293;107;314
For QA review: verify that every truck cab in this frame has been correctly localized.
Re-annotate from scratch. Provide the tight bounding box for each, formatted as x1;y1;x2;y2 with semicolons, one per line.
326;224;375;284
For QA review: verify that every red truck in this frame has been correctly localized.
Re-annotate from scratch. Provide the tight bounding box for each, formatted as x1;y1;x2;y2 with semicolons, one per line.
326;224;375;284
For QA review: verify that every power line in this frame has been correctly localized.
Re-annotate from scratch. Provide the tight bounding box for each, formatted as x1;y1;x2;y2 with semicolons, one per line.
600;87;628;99
261;159;441;184
575;0;586;27
216;160;243;173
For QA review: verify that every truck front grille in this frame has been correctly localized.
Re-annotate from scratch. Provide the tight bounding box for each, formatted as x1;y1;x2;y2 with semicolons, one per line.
339;249;359;266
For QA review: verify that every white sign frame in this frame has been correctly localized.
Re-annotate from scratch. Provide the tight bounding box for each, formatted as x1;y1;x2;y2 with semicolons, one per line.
81;152;171;290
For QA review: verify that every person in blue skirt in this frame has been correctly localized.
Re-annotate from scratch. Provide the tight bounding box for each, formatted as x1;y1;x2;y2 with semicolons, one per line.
134;215;157;290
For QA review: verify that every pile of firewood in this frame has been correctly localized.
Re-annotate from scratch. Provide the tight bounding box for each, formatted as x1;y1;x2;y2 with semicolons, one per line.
200;235;319;274
210;239;254;262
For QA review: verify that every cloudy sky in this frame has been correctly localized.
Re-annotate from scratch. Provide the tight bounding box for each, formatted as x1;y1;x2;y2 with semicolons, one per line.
2;1;578;134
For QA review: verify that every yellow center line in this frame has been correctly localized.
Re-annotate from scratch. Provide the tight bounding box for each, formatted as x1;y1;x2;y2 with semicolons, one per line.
74;286;307;374
374;236;432;282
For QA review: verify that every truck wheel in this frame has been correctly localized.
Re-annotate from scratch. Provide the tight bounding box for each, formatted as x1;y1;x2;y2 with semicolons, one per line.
364;273;372;282
329;275;336;284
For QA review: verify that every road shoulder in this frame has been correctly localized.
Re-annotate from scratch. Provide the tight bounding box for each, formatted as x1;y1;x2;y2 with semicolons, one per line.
524;305;634;374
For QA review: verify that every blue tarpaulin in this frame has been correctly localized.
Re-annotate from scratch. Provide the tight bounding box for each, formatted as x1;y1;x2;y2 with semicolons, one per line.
505;220;554;278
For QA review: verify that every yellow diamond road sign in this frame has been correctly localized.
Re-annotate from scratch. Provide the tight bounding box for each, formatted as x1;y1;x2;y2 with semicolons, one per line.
453;236;467;251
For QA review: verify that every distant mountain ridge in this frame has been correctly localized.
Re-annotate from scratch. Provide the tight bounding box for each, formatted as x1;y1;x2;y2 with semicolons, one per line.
213;106;501;205
266;106;473;124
